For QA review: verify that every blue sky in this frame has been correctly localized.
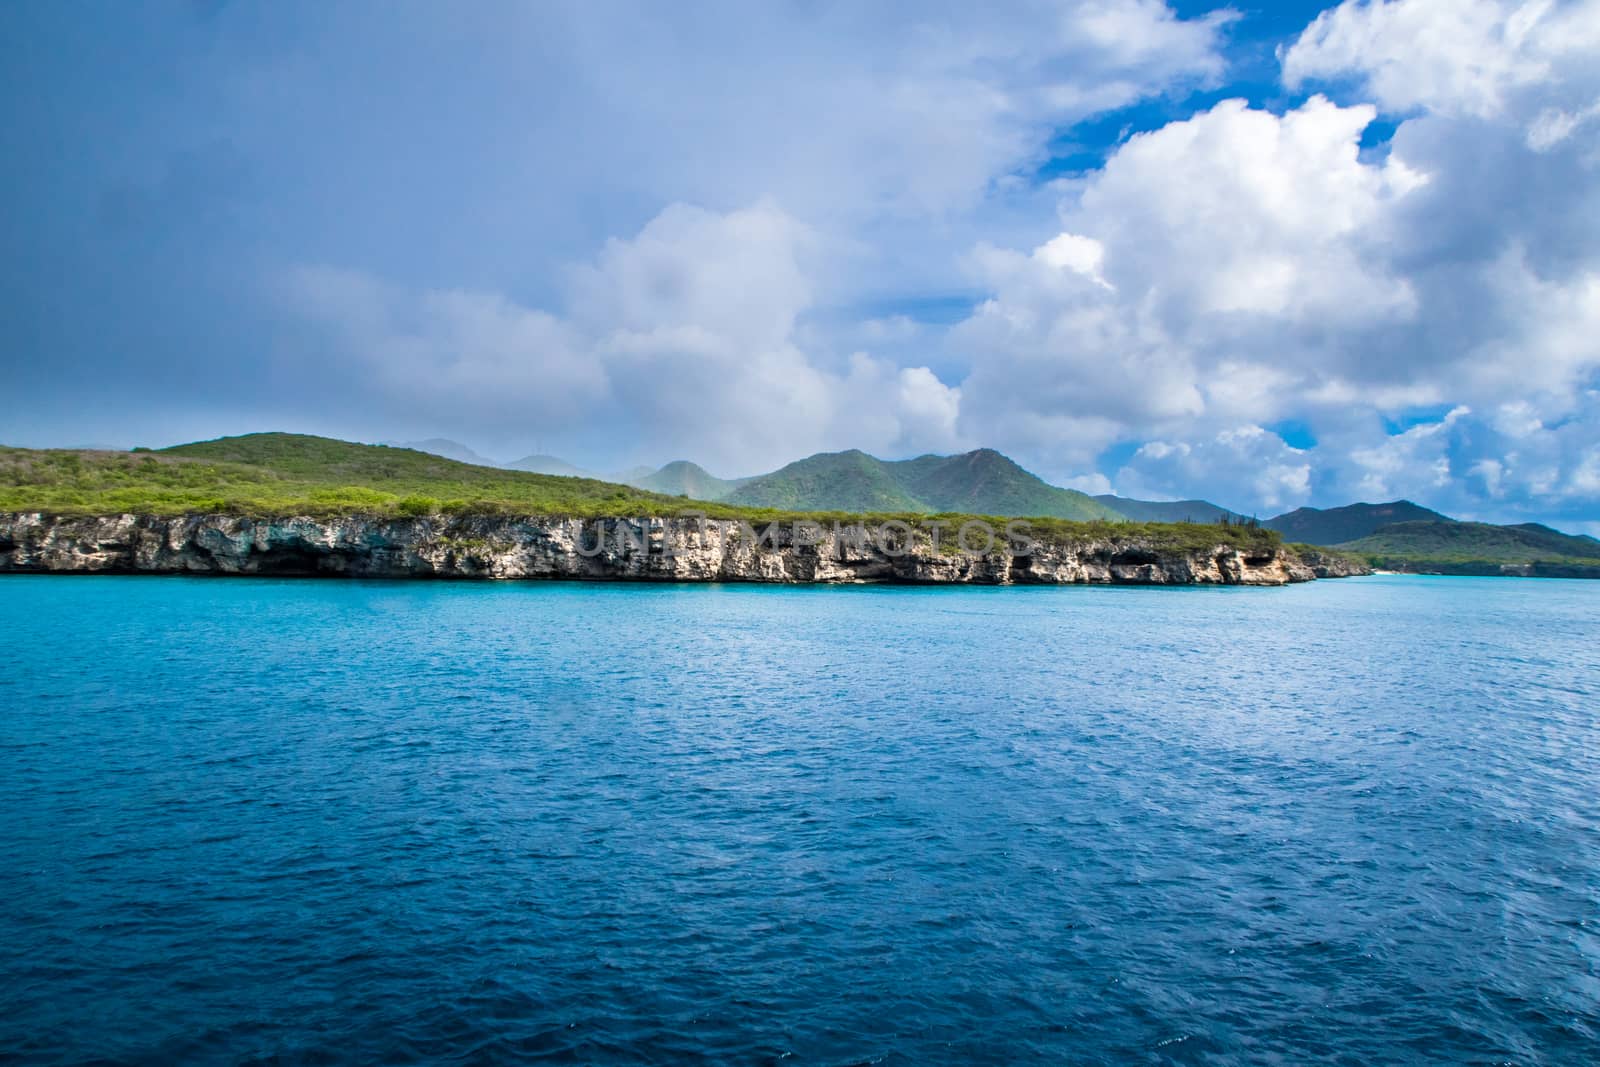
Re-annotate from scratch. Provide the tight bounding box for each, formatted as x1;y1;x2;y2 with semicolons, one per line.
3;0;1599;528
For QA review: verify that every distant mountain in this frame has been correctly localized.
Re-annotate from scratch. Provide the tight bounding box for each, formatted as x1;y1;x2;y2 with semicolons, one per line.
1265;500;1453;546
385;438;501;468
612;465;658;486
1340;520;1600;561
504;454;595;478
1095;495;1239;524
724;448;1118;520
890;449;1121;520
632;460;749;500
1339;520;1600;577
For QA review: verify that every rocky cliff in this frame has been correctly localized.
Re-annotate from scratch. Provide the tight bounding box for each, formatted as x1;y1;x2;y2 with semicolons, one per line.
0;512;1354;586
1286;546;1375;579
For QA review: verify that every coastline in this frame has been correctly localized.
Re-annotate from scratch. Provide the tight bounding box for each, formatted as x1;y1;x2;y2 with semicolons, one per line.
0;511;1372;586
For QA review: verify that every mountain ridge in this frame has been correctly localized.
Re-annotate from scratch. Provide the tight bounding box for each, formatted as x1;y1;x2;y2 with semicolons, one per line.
724;448;1121;520
383;438;502;468
1337;520;1600;575
504;453;596;478
389;440;1219;523
1095;495;1241;524
632;460;750;500
1265;500;1452;546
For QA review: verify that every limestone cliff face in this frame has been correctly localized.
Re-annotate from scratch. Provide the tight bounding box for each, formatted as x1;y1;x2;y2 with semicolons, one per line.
0;512;1338;586
1288;547;1376;578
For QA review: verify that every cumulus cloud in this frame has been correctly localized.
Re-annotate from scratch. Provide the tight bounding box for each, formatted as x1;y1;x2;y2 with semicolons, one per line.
1282;0;1600;120
1079;95;1425;324
1340;407;1468;502
284;202;964;473
943;0;1600;523
953;233;1203;467
950;93;1427;470
1117;427;1314;513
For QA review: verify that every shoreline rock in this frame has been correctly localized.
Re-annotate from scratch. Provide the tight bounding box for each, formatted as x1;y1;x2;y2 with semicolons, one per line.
0;512;1365;586
1287;546;1376;579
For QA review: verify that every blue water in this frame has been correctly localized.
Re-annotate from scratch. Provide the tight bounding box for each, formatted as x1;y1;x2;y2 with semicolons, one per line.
1;576;1597;1064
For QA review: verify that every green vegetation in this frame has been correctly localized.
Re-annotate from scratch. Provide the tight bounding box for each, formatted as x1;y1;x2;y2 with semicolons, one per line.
727;449;925;512
891;449;1122;519
725;447;1121;520
1266;500;1451;546
1263;503;1598;578
1019;517;1279;554
1338;520;1600;575
0;435;688;519
0;432;1282;553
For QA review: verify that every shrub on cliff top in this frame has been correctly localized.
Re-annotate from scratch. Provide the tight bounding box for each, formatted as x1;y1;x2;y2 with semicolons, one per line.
395;495;439;517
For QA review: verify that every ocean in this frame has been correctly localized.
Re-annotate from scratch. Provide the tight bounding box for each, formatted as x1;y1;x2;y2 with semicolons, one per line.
1;574;1596;1063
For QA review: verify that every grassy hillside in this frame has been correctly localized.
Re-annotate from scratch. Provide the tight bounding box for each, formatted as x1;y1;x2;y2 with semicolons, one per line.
633;460;747;501
1266;500;1452;545
1339;520;1600;575
725;450;928;512
726;448;1118;520
0;435;687;518
890;450;1121;521
0;434;1287;557
1096;495;1238;524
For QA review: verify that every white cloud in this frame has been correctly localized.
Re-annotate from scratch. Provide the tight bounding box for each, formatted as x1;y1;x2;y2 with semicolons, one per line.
948;93;1427;476
1058;471;1115;495
1281;0;1595;119
1526;99;1600;150
953;235;1204;465
283;266;607;427
1035;233;1112;288
1341;407;1466;500
936;2;1600;522
1077;94;1423;323
1116;427;1313;513
285;202;964;473
891;364;965;448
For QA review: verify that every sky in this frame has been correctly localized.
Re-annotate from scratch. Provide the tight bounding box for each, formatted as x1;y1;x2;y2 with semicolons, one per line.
2;0;1599;527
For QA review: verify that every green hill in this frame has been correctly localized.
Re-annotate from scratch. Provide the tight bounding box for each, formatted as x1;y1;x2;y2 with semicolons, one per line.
726;450;925;512
890;449;1121;520
1339;520;1600;576
632;460;748;500
1096;495;1239;524
725;448;1118;520
1266;500;1452;546
0;434;692;518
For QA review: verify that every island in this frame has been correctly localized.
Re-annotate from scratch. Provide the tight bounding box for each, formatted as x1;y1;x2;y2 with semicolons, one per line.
0;434;1371;586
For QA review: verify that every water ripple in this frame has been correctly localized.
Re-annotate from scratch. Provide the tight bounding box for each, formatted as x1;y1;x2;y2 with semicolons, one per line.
0;575;1597;1063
